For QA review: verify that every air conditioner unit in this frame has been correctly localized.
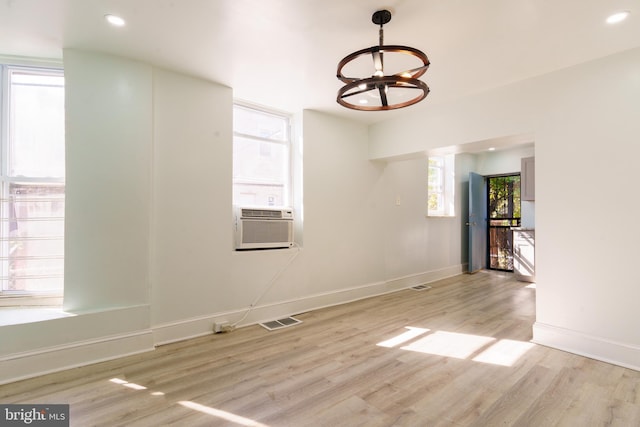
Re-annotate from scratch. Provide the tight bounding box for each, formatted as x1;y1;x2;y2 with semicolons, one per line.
235;207;294;250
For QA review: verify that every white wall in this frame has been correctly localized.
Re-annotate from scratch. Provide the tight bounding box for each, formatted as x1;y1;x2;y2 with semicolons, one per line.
381;154;473;278
63;50;152;312
371;47;640;370
474;145;534;176
369;82;540;161
534;48;640;367
150;89;399;343
301;110;386;291
150;67;235;326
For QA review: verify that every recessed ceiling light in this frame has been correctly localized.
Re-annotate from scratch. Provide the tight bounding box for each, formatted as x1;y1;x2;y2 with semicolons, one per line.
488;147;496;151
105;14;126;27
606;10;630;24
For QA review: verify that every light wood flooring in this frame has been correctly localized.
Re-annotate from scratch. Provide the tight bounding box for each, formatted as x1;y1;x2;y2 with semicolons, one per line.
2;271;639;426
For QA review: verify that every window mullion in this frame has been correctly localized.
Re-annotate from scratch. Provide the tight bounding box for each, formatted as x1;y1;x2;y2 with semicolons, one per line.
233;131;288;145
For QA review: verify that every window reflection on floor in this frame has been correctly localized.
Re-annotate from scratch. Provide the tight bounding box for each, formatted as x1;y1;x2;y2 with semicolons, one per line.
107;378;267;427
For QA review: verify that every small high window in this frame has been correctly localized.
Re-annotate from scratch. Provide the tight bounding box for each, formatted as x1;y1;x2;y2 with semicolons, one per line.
428;154;455;217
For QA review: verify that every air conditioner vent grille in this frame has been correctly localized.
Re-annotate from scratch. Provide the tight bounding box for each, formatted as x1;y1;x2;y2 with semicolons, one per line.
235;206;294;250
241;208;283;219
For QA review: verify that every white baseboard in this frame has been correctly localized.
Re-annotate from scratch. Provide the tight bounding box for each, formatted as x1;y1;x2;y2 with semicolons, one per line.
0;330;154;385
153;265;465;346
532;322;640;372
385;264;464;288
0;304;154;385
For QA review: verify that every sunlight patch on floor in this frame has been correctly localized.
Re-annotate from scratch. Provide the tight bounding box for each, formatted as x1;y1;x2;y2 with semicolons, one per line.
472;339;535;366
377;327;430;348
402;331;496;359
378;327;536;367
178;401;268;427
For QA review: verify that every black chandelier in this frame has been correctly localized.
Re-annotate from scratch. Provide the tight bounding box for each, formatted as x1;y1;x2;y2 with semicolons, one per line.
336;9;430;111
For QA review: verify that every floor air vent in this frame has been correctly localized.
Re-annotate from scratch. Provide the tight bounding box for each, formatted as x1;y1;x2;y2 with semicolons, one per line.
259;317;302;331
411;284;432;291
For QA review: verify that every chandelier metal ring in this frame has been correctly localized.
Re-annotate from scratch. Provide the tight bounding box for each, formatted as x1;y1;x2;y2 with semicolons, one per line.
336;45;430;84
337;75;430;111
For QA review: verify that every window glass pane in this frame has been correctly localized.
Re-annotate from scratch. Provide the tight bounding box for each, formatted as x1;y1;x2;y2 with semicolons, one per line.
9;70;65;178
487;175;521;271
1;65;65;297
233;182;285;207
232;103;292;208
428;157;445;214
3;183;64;292
428;155;455;216
488;176;521;219
233;136;289;206
233;105;288;141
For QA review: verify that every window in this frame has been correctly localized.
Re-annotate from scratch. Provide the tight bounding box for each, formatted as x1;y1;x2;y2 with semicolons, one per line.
428;154;455;216
0;65;65;297
233;103;291;207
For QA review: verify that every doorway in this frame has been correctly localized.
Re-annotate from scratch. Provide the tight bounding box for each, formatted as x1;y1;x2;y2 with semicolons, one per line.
487;174;521;271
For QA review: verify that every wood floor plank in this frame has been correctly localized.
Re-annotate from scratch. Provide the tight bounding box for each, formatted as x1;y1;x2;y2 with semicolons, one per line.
1;271;639;426
468;364;558;426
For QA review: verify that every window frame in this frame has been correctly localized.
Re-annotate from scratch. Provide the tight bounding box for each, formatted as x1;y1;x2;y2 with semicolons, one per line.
0;60;65;301
232;101;293;208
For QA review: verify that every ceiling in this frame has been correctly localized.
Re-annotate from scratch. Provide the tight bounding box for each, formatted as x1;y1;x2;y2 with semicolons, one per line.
1;0;638;125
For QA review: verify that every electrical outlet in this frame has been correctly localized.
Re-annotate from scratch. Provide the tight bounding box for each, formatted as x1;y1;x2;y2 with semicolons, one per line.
213;321;230;333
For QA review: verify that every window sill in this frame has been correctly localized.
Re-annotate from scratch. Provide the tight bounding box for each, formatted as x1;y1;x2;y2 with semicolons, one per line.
0;295;63;308
0;306;74;326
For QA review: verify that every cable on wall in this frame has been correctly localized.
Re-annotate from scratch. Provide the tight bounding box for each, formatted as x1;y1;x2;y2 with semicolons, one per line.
230;243;301;329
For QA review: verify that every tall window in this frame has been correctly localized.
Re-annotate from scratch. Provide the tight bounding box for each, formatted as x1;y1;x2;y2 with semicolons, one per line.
0;65;65;296
428;154;455;216
233;103;291;207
